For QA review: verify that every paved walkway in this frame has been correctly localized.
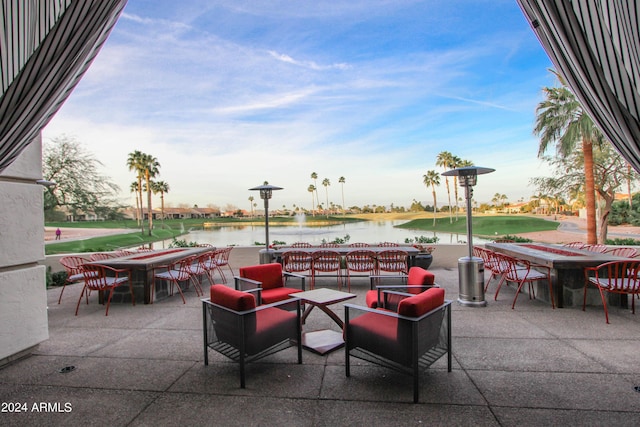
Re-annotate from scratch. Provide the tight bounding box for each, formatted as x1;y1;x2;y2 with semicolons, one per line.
1;254;640;426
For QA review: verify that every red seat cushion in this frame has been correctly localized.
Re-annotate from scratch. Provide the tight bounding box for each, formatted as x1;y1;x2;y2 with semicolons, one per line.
365;290;379;308
397;287;445;317
239;263;284;290
210;284;256;311
261;287;302;304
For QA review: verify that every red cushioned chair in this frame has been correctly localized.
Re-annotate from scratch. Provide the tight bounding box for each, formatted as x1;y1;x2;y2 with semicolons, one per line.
202;284;302;388
345;287;452;403
235;263;305;305
366;266;436;309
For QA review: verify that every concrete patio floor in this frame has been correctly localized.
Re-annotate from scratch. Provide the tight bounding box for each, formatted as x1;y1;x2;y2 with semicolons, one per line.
2;249;640;426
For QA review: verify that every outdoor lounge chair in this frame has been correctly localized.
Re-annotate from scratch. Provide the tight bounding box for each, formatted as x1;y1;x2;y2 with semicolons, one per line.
366;266;436;309
345;287;452;403
202;284;302;388
235;263;305;305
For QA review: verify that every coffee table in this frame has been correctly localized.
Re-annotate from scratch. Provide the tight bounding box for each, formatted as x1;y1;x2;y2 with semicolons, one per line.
289;288;356;355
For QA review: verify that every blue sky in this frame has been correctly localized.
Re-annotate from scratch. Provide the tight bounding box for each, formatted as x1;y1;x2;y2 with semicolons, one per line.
43;0;556;212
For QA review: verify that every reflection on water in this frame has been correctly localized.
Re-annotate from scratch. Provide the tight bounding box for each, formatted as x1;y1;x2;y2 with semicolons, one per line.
162;220;491;247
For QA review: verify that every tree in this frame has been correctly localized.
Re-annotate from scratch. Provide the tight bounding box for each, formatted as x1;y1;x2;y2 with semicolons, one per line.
534;72;602;244
451;155;462;219
130;181;141;225
423;170;440;226
311;172;319;214
339;176;346;215
248;196;254;217
307;184;316;216
436;151;454;223
152;180;169;222
127;151;160;235
322;178;330;217
42;135;119;220
127;150;146;233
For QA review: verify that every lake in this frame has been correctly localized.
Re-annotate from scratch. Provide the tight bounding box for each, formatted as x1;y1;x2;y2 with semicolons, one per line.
161;219;491;247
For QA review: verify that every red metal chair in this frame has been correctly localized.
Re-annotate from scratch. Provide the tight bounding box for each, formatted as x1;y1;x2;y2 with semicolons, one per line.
203;284;302;388
583;244;608;253
152;256;196;304
376;250;409;275
89;252;116;261
495;253;554;309
291;242;312;248
210;247;234;282
311;250;343;290
344;250;377;291
378;242;400;247
604;247;638;258
76;264;135;316
583;260;640;323
235;263;305;305
58;255;91;304
348;242;370;248
200;250;225;284
345;287;451;403
183;254;206;297
319;242;340;248
563;242;586;249
282;250;313;283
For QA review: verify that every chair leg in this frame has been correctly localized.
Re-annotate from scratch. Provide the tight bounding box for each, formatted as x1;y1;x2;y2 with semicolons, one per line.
57;283;67;304
171;280;186;304
75;284;88;315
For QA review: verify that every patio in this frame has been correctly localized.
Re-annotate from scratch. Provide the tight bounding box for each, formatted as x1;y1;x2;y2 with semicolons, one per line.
1;249;640;426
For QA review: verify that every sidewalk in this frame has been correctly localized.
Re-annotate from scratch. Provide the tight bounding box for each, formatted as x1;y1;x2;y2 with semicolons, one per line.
1;253;639;426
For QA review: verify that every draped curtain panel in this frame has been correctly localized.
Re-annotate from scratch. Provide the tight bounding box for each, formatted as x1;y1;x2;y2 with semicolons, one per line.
0;0;127;174
516;0;640;172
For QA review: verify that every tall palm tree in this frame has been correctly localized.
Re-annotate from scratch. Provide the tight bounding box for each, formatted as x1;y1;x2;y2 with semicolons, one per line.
436;151;454;223
248;196;254;217
338;176;346;215
311;172;318;214
127;150;145;233
153;180;169;223
129;181;140;225
534;75;602;244
133;153;160;236
322;178;330;217
450;155;462;219
307;184;316;216
423;170;440;226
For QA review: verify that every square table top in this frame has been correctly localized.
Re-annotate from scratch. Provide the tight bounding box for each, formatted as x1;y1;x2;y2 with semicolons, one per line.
289;288;356;305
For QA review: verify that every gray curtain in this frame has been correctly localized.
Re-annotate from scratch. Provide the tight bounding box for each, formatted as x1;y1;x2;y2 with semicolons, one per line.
516;0;640;172
0;0;127;174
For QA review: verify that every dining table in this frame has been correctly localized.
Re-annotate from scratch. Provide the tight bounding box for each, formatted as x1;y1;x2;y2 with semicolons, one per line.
88;247;212;304
485;242;625;308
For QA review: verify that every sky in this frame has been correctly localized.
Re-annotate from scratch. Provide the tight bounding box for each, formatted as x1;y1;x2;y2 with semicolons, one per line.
42;0;557;212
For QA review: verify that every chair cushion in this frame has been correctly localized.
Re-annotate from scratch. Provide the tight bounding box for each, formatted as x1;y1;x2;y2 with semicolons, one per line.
261;287;302;304
407;267;435;287
239;263;284;290
365;290;379;308
210;284;256;311
397;287;445;317
348;312;403;364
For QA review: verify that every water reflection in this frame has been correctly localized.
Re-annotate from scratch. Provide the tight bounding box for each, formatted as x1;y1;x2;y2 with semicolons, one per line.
162;220;491;247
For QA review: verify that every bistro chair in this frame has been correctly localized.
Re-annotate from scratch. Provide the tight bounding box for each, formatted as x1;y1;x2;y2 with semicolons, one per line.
203;284;302;388
291;242;313;248
200;250;225;284
604;247;638;258
344;250;377;291
183;254;206;297
311;250;343;290
152;256;196;304
210;247;234;282
58;255;91;304
114;250;134;257
366;266;436;309
89;252;116;261
583;244;608;253
345;287;451;403
235;263;305;305
282;250;313;281
563;242;586;249
319;242;340;248
76;264;135;316
378;242;400;247
376;249;409;276
348;242;371;248
494;253;554;309
583;260;640;323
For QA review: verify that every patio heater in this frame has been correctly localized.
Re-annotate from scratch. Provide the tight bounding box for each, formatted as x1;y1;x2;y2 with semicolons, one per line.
442;166;494;307
249;183;283;264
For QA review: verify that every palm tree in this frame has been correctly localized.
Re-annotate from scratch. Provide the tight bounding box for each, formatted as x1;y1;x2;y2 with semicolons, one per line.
423;170;440;226
451;155;462;219
307;184;316;216
311;172;319;214
129;181;140;226
153;180;169;223
436;151;454;223
138;153;160;236
322;178;330;217
248;196;254;217
127;151;145;233
338;176;346;215
534;73;602;244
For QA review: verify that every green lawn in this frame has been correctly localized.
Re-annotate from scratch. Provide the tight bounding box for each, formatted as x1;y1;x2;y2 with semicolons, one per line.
397;215;559;237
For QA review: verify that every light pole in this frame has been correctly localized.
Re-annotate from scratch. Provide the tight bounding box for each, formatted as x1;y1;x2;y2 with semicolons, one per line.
442;166;494;307
249;184;283;260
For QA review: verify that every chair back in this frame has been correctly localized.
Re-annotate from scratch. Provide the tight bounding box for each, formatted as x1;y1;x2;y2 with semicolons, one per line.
312;250;342;272
345;250;377;272
406;266;435;286
239;263;284;290
90;252;116;261
291;242;312;248
319;242;340;248
583;244;608;253
59;256;88;276
282;251;313;274
378;242;399;247
210;284;258;342
377;250;408;274
563;242;586;249
348;242;370;247
605;247;638;258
